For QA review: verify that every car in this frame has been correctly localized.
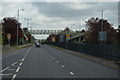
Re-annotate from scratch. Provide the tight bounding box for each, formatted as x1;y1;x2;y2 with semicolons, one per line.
35;43;41;47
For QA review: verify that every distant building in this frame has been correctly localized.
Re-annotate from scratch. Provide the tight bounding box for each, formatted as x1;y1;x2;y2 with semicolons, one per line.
47;27;86;43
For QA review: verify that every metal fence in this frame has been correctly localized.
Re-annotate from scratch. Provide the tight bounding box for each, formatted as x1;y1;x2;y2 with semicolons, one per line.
46;42;120;61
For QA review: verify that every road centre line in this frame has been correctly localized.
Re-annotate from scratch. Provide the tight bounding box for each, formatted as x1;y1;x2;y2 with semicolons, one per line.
16;67;20;72
21;47;32;62
11;74;16;80
11;47;32;80
24;47;32;58
19;62;23;66
61;65;65;67
70;72;74;75
1;67;9;72
26;48;31;53
11;62;17;66
56;61;59;63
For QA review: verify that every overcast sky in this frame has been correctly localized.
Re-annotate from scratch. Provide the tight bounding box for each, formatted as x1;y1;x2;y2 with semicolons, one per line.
0;0;119;39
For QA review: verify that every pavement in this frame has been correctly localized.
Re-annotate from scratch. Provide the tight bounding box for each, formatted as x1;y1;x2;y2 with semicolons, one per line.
1;44;119;79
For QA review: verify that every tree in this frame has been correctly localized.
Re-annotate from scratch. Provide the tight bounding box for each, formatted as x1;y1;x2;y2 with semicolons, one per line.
2;17;23;45
85;17;116;44
116;25;120;45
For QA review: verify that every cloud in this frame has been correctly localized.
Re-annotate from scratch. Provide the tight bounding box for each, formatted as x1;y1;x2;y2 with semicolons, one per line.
1;0;120;2
1;2;119;39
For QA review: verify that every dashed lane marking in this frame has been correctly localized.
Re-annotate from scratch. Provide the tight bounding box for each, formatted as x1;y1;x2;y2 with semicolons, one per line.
61;65;65;67
1;67;9;72
70;72;74;75
11;74;16;80
16;67;20;72
22;58;25;61
53;58;55;60
56;61;59;63
11;62;17;66
19;62;23;66
22;47;32;61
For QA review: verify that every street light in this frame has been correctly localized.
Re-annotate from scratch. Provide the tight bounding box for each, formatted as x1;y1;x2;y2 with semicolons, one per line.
17;9;24;47
97;10;104;31
97;10;107;46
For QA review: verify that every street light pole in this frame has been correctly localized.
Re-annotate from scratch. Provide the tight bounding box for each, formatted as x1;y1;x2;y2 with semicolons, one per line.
17;9;24;47
97;10;105;45
17;10;19;47
97;10;104;31
101;10;104;31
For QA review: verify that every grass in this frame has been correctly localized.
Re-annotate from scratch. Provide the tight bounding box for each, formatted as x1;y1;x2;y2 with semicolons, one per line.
2;44;32;54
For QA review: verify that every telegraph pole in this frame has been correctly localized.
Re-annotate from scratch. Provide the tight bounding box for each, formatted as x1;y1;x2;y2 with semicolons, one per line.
17;9;24;47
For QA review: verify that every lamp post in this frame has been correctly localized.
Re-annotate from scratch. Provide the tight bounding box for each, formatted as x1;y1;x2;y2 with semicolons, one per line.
97;10;104;31
97;10;106;45
97;10;106;59
17;9;24;47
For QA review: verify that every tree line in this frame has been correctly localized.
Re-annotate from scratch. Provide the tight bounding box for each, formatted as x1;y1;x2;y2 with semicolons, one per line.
85;17;120;45
1;17;35;46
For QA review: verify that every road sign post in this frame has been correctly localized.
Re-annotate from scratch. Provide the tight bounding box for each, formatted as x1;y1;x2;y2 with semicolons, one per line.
7;33;11;48
99;31;107;44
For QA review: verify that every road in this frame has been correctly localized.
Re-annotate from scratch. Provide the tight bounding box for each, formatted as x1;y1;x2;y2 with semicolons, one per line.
1;44;118;79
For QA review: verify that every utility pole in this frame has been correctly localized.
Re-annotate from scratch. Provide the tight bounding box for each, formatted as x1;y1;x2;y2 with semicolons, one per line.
97;10;106;45
17;9;24;47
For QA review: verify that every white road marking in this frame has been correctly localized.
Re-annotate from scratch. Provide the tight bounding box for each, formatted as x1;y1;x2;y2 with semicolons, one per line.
26;48;30;53
53;58;55;60
61;65;65;67
1;67;9;72
16;67;20;72
56;61;59;63
19;62;23;66
0;73;13;76
11;62;17;66
22;58;25;61
22;47;32;61
8;69;14;71
11;74;16;80
70;72;74;75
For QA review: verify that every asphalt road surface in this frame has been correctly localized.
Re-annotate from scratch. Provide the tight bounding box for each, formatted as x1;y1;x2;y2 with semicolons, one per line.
1;44;118;79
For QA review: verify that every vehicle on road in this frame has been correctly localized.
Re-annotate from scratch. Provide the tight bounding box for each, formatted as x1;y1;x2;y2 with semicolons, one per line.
35;43;41;47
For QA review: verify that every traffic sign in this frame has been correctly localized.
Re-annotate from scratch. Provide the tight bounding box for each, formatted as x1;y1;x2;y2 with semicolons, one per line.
66;34;70;39
99;31;107;41
7;33;11;39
